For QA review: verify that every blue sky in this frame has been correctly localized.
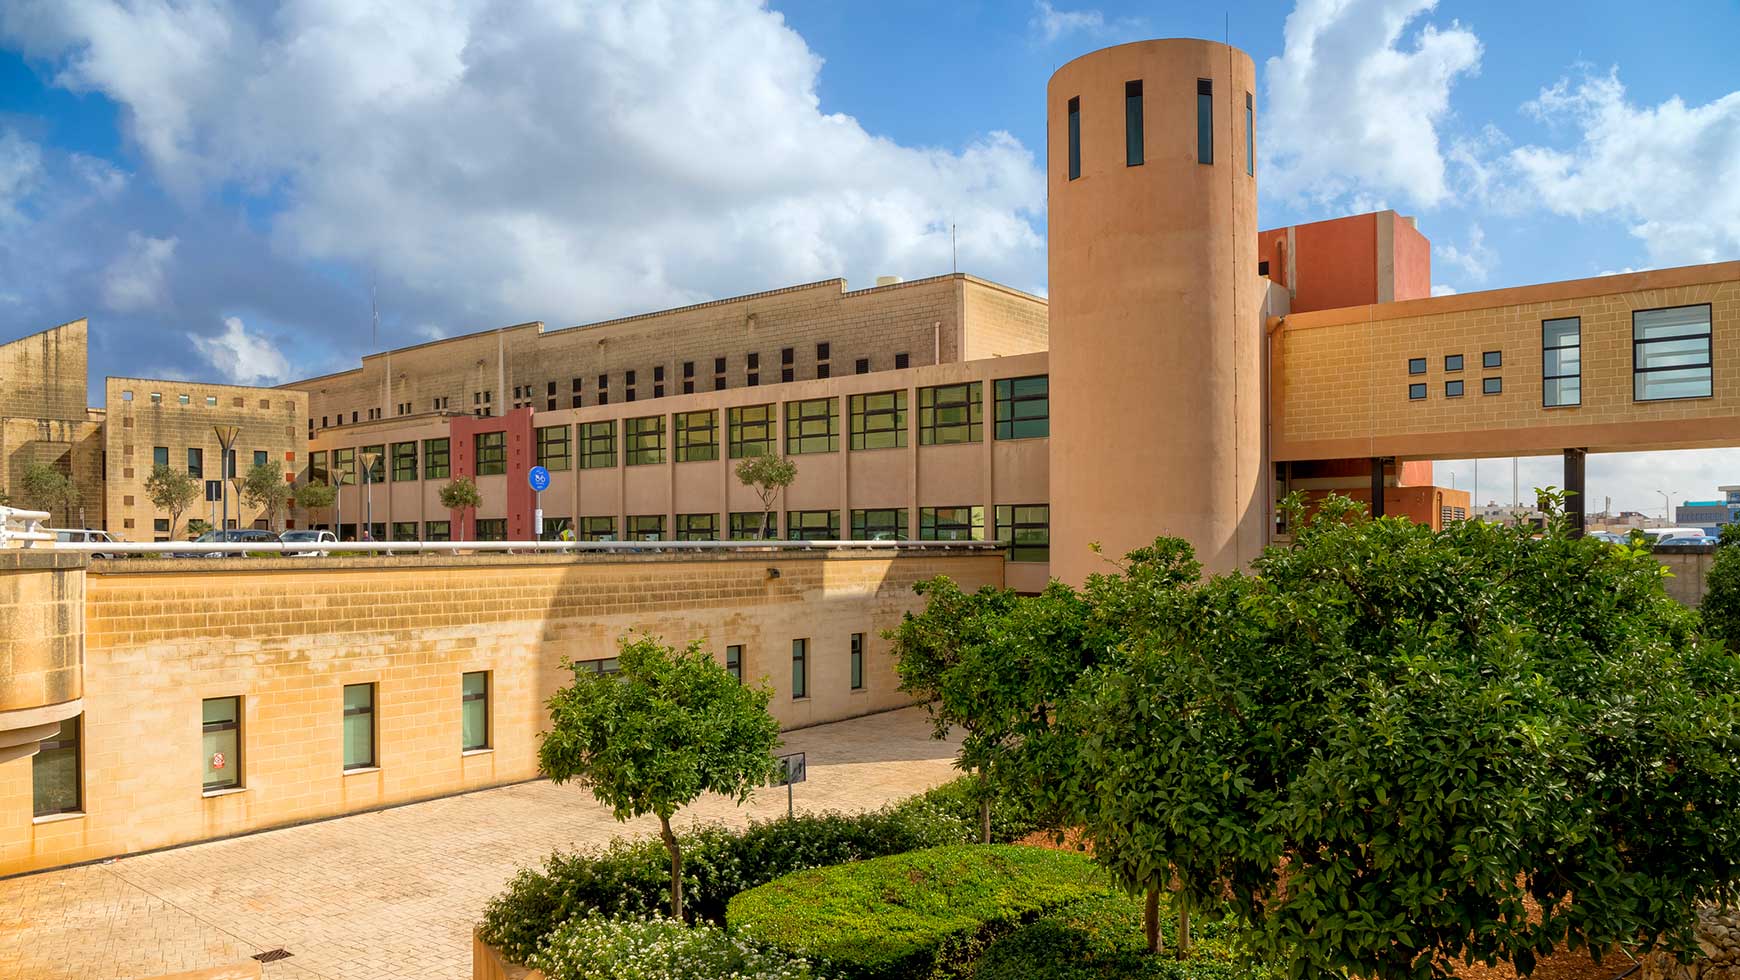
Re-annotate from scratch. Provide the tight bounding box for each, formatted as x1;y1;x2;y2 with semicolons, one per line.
1;0;1738;513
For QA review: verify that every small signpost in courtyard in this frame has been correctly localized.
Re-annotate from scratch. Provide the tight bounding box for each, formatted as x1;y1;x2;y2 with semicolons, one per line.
528;465;550;537
777;751;806;818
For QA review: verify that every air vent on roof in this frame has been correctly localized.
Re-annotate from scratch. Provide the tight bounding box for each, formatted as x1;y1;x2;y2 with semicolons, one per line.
875;275;902;287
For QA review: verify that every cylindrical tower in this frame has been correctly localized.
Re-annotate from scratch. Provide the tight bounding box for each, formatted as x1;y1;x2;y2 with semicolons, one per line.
1047;39;1266;584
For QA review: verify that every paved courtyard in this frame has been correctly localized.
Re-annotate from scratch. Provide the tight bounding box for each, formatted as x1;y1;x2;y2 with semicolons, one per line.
0;706;962;980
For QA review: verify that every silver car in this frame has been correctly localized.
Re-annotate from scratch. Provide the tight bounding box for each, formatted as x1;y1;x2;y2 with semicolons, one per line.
280;529;338;557
51;527;123;559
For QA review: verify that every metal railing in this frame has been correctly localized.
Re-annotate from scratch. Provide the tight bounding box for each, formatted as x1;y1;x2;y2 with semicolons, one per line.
0;505;54;548
34;538;1009;557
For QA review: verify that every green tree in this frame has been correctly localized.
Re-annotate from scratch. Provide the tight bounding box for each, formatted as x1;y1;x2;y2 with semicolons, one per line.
439;475;483;512
293;480;336;512
538;636;782;921
889;578;1092;843
19;462;78;524
733;454;796;540
240;460;294;533
144;464;201;541
185;518;212;539
1056;494;1740;976
1700;522;1740;643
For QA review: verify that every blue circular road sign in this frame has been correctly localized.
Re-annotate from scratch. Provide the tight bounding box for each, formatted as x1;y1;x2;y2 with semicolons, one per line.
527;465;551;492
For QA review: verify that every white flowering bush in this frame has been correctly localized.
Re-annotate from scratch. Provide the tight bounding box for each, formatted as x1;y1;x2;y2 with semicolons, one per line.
528;914;817;980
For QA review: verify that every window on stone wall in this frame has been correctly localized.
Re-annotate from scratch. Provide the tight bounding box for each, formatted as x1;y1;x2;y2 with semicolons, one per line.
1409;383;1427;400
187;447;204;477
253;450;268;470
1482;377;1503;395
342;684;375;771
785;510;840;541
1125;79;1144;166
919;382;982;445
675;411;718;462
919;506;985;541
423;438;450;480
333;447;356;485
474;518;507;541
32;716;80;817
1633;304;1711;402
153;446;169;468
1408;357;1427;375
728;404;777;459
392;442;418;481
580;516;617;541
849;391;907;450
786;397;839;454
730;512;777;540
462;672;490;752
580;421;617;469
852;508;907;541
995;504;1050;563
1543;317;1582;407
792;639;809;699
625;416;666;465
726;645;742;683
425;520;451;541
202;696;242;792
360;445;385;483
1197;78;1214;164
391;521;418;541
995;375;1049;439
1067;96;1080;180
850;633;865;691
628;514;665;540
474;432;506;476
537;425;571;471
1445;380;1464;398
676;513;719;540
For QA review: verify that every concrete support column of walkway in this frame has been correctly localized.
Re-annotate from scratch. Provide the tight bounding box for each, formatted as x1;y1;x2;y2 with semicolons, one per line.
1564;447;1587;538
1370;457;1387;518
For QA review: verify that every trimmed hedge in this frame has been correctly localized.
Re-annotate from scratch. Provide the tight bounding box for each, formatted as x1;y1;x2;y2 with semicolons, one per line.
479;791;971;962
726;844;1112;979
972;894;1275;980
528;914;817;980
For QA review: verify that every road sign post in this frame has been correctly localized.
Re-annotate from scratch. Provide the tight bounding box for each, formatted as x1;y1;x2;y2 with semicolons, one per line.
776;751;806;818
527;466;551;539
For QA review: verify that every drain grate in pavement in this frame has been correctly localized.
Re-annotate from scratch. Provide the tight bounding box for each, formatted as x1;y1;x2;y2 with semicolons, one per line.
252;949;293;963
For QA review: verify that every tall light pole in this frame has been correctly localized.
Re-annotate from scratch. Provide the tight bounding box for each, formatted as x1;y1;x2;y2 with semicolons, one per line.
360;449;381;541
213;425;241;532
1658;490;1676;522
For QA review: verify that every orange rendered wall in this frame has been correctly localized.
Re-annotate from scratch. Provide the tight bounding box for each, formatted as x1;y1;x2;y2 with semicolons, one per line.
1392;217;1432;302
1292;213;1378;314
1302;485;1470;531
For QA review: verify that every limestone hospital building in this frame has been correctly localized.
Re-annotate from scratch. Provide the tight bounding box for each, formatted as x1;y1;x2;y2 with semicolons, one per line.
2;39;1739;877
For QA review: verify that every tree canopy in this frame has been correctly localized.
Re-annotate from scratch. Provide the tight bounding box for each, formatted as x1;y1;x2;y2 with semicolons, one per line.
538;636;782;920
241;460;294;532
19;462;79;523
293;480;336;512
896;493;1740;977
734;454;796;539
144;464;200;540
438;476;483;512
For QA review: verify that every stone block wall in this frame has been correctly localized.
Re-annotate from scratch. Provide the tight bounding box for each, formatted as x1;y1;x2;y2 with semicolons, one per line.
0;549;1001;875
1642;908;1740;980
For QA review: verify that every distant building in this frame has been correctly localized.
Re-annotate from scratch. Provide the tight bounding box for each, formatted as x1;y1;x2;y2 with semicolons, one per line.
1675;486;1740;535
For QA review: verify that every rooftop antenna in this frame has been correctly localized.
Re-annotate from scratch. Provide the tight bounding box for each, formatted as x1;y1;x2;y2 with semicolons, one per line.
951;224;958;274
370;274;379;352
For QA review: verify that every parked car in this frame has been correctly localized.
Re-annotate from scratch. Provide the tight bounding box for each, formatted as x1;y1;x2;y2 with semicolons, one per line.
280;529;338;557
172;528;283;558
1641;527;1711;544
50;527;124;559
1653;534;1718;550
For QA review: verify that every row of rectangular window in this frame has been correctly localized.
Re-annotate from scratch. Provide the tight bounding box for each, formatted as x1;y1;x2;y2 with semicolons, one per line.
323;350;921;425
118;391;283;410
582;636;865;700
307;377;1048;482
1402;304;1714;407
150;446;266;479
33;673;491;817
1066;79;1254;177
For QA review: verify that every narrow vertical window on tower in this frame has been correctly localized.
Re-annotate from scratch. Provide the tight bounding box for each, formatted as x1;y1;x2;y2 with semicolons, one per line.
1124;80;1143;166
1067;96;1081;180
1197;79;1214;164
1245;92;1254;176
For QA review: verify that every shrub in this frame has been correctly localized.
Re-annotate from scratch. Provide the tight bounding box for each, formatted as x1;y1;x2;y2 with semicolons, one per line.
1702;523;1740;643
726;844;1113;979
478;793;974;962
972;894;1274;980
905;775;1047;843
529;914;816;980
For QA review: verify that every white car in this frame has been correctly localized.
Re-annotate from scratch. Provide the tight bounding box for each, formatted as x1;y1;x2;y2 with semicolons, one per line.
280;529;338;557
51;527;123;559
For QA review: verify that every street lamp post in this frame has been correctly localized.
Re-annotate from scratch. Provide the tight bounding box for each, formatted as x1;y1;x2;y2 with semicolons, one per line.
360;450;382;541
213;425;241;532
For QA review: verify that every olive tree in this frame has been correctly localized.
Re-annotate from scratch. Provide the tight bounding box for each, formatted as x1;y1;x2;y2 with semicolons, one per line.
144;464;200;540
733;454;796;539
293;480;336;512
19;462;78;524
241;460;294;532
538;636;782;921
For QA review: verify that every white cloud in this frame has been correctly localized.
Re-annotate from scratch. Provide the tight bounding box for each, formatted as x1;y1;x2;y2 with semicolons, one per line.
100;232;178;311
1;0;1048;333
1436;223;1493;282
1430;283;1457;296
0;129;43;222
1509;69;1740;267
1262;0;1481;208
189;316;290;385
1030;2;1105;42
